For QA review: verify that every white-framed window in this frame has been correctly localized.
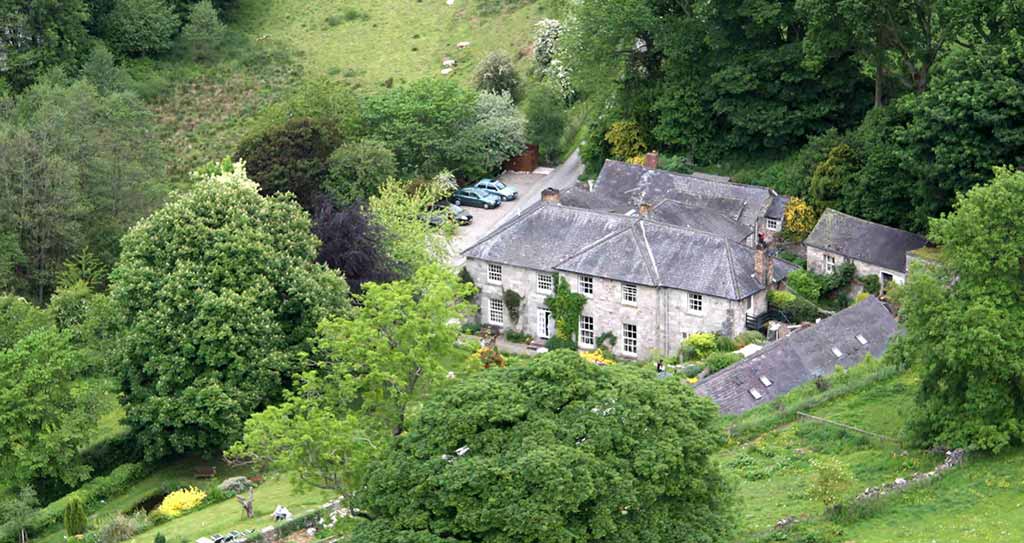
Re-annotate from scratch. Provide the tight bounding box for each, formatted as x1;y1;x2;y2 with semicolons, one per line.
622;323;638;355
579;315;595;347
487;263;502;284
766;218;781;231
688;293;704;314
487;298;505;325
622;283;638;305
579;275;594;296
537;272;554;293
824;254;836;274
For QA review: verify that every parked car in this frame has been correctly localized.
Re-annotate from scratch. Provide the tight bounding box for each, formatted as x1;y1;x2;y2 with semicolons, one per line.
472;178;518;201
452;187;502;209
426;203;473;226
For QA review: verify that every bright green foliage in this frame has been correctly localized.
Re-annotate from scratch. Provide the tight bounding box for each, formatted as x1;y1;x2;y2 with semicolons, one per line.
0;327;101;488
473;51;522;101
317;264;475;435
768;289;819;323
808;457;854;511
351;350;734;543
0;0;90;90
0;295;51;350
902;168;1024;452
468;91;528;179
324;139;398;205
544;275;586;342
63;496;87;536
735;330;766;347
368;173;456;275
0;486;38;543
809;143;860;211
363;78;478;177
525;85;567;163
179;0;226;61
859;275;880;295
705;352;743;375
107;163;349;458
604;120;647;160
682;332;719;361
227;371;379;492
102;0;181;56
250;78;365;143
154;533;166;543
788;270;823;300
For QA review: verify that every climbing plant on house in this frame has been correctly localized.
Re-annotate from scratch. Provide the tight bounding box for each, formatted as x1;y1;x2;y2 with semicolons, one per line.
502;289;523;326
544;275;586;343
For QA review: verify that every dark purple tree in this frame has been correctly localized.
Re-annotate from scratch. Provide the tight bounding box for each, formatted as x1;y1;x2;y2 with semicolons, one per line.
312;197;397;293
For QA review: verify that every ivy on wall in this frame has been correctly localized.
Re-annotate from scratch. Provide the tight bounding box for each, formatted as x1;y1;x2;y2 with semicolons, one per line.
544;274;586;342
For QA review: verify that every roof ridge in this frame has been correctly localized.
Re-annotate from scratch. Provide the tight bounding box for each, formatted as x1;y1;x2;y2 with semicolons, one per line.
637;221;660;284
821;209;928;239
724;242;740;299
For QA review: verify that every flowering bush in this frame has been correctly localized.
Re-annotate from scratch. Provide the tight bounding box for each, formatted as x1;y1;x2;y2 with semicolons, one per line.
533;19;562;67
471;346;506;369
156;487;206;518
580;349;615;366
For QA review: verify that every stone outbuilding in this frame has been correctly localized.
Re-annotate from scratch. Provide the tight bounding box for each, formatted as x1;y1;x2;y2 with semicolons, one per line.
804;209;928;288
694;296;898;414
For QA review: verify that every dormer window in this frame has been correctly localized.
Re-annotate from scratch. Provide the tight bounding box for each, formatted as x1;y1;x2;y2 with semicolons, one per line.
766;218;780;231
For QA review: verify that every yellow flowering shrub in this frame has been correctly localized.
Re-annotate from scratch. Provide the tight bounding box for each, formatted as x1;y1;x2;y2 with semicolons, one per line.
156;487;207;518
580;349;615;366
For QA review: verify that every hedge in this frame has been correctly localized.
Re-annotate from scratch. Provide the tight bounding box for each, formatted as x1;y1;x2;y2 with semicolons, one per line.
1;463;148;541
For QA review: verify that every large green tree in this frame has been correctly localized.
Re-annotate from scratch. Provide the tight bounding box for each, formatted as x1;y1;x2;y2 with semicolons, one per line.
0;75;164;302
0;0;90;90
351;350;734;543
901;167;1024;452
368;173;456;275
0;327;101;488
108;163;349;458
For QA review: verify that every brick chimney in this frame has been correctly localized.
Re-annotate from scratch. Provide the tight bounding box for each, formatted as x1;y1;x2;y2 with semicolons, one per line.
754;238;774;286
541;187;561;204
638;202;651;217
643;151;659;170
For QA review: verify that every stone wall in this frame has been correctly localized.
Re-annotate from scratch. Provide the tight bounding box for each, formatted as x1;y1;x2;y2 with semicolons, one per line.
466;258;755;359
806;246;906;286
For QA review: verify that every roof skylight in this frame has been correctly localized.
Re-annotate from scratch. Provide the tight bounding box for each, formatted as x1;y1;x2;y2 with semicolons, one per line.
856;334;868;345
831;347;843;358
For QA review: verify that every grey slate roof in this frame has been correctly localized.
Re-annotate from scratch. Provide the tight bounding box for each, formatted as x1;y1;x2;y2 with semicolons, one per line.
804;209;928;272
647;200;753;244
765;195;790;220
461;202;775;300
694;297;898;414
561;160;785;230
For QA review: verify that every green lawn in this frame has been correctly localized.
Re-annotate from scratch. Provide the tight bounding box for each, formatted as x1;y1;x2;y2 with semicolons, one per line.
722;368;1024;543
232;0;551;87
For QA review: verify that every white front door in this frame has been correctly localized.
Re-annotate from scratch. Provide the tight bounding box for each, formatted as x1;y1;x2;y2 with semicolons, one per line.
537;309;552;339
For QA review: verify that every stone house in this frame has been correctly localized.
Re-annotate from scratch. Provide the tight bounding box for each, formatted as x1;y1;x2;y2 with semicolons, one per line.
461;196;797;360
560;157;790;246
804;209;928;288
694;296;898;414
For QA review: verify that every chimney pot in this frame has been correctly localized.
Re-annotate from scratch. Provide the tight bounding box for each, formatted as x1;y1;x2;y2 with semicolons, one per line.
541;187;561;204
638;202;651;217
643;151;659;170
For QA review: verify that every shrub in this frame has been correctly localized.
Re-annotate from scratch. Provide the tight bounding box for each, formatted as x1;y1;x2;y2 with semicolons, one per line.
705;352;743;375
179;0;226;61
505;331;531;344
714;334;738;353
461;323;482;335
103;0;180;56
474;52;522;101
154;533;166;543
681;364;703;378
64;497;87;536
809;457;854;512
768;289;796;306
471;346;506;369
822;262;856;293
604;121;647;160
525;85;567;163
682;333;718;361
788;270;824;300
324;139;398;206
775;295;820;324
735;330;765;347
859;274;880;295
545;336;577;351
533;19;562;67
156;487;206;518
96;511;150;543
781;197;817;241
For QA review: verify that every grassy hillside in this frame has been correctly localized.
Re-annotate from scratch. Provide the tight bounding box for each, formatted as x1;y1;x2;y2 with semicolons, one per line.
721;364;1024;543
232;0;550;87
